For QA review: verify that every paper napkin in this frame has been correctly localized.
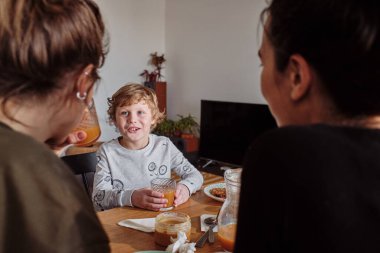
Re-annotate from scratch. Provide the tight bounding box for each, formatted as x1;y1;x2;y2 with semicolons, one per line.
200;214;218;232
166;231;196;253
117;218;155;232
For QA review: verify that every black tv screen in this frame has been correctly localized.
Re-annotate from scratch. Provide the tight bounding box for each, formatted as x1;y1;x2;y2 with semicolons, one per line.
199;100;277;166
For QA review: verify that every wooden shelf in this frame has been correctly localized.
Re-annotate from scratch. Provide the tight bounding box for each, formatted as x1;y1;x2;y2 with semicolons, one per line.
145;81;167;113
155;81;167;113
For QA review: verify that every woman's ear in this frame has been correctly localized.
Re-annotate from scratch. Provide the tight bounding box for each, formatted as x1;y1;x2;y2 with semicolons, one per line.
287;54;312;101
76;64;95;104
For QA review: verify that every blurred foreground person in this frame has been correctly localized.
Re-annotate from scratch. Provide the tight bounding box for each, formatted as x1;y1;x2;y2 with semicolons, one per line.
0;0;110;252
236;0;380;252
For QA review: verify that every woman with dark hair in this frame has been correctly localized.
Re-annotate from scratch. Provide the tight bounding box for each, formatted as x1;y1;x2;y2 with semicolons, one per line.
0;0;109;252
235;0;380;252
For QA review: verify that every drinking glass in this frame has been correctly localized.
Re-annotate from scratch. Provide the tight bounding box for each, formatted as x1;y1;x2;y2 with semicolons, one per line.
151;178;176;211
72;99;101;147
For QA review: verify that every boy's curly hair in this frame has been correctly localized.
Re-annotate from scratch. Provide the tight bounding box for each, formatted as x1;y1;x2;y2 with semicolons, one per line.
107;83;165;129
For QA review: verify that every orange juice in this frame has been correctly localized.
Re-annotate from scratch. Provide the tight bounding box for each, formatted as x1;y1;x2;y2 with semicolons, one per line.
151;178;176;211
217;223;237;252
164;190;175;208
73;100;101;147
74;125;101;147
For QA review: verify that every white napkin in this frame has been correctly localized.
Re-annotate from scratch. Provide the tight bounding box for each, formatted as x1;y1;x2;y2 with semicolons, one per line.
166;231;196;253
117;218;155;232
200;214;218;232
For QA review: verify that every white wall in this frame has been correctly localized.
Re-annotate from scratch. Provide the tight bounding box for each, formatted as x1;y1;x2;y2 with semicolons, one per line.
94;0;267;141
94;0;166;141
165;0;267;121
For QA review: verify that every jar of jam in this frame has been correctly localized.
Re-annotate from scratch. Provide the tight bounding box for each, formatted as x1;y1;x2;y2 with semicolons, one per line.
154;212;191;246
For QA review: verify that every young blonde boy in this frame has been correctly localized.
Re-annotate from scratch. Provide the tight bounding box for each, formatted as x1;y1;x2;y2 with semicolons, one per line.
92;83;203;211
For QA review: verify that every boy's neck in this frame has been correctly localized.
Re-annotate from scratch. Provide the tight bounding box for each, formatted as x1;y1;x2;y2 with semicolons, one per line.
119;136;150;150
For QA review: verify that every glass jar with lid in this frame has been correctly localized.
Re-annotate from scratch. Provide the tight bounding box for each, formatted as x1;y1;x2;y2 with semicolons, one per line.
154;212;191;246
217;168;242;252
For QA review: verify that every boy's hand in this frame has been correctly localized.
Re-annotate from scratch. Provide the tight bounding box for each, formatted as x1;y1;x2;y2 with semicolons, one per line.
131;188;168;211
174;183;190;207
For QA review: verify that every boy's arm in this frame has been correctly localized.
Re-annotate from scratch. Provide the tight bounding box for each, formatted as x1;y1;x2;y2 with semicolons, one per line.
168;140;204;194
92;145;134;211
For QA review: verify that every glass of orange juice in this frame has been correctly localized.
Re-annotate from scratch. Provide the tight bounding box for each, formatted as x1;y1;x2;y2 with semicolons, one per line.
72;99;101;147
151;178;176;211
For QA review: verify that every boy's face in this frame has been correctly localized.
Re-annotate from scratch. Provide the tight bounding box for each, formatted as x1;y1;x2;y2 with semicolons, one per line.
115;100;156;149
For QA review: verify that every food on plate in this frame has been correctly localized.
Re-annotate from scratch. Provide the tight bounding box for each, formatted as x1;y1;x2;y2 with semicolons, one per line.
210;187;226;199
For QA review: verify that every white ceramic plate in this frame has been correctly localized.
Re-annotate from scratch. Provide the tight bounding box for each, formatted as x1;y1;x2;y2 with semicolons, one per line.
203;183;226;202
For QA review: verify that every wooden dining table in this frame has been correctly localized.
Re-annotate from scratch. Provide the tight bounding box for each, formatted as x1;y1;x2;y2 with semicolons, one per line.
97;171;227;253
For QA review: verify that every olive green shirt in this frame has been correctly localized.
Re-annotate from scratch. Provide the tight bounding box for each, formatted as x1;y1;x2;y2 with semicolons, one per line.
0;122;109;252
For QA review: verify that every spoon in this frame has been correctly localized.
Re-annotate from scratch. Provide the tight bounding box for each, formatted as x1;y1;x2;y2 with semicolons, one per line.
204;216;216;225
195;210;220;248
204;217;217;243
204;210;220;244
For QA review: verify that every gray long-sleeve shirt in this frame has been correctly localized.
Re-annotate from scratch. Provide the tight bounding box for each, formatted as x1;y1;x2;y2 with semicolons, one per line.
92;134;203;211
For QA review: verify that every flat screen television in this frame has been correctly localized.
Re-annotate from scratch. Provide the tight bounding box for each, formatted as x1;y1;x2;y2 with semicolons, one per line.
199;100;277;166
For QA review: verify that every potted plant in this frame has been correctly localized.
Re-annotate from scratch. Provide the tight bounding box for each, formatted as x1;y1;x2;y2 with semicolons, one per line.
140;52;166;83
176;114;199;137
153;114;199;153
153;118;177;137
140;52;167;113
175;114;199;153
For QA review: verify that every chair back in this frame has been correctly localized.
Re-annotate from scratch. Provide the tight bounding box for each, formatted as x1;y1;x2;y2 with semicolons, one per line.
61;151;97;198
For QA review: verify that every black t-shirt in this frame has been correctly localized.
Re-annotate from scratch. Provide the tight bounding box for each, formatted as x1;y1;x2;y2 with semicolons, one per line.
0;123;110;252
235;124;380;253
